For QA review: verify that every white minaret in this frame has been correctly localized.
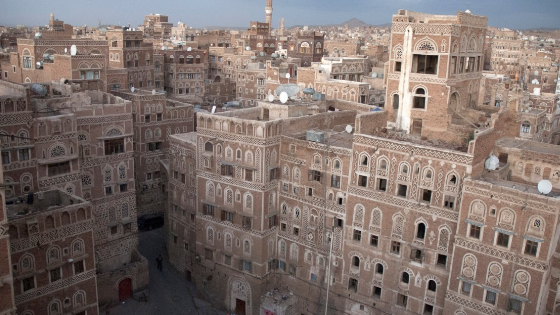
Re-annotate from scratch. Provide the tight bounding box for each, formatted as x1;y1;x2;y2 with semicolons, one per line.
265;0;273;33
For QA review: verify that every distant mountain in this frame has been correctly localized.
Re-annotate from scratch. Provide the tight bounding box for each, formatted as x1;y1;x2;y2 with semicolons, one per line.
343;18;368;29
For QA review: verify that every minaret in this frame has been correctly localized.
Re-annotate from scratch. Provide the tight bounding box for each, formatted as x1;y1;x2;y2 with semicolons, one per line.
265;0;273;33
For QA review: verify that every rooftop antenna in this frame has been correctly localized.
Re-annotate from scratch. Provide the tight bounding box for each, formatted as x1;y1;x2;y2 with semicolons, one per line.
285;72;290;84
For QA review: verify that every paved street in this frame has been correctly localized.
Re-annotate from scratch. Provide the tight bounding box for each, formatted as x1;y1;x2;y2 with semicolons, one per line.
106;228;226;315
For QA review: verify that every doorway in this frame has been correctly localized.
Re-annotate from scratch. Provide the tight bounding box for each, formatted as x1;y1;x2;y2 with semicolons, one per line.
235;298;246;315
118;278;132;302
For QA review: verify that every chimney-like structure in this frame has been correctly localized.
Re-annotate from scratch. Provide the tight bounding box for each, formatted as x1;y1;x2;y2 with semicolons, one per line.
265;0;273;33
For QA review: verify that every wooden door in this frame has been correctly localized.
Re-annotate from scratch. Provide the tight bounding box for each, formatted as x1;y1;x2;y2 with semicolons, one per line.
118;278;132;302
235;298;246;315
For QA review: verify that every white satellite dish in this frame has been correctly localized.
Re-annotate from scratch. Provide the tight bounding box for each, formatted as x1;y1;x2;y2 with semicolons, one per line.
285;73;291;79
131;87;135;93
211;105;216;114
187;47;192;51
70;45;77;56
152;89;156;95
538;180;552;194
484;155;499;171
268;94;274;102
345;125;353;133
279;92;288;104
64;48;68;54
245;46;251;51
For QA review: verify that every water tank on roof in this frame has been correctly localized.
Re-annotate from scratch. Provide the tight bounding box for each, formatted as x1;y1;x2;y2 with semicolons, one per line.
34;32;42;39
371;72;378;78
31;84;48;96
306;130;325;143
271;53;279;58
303;88;315;95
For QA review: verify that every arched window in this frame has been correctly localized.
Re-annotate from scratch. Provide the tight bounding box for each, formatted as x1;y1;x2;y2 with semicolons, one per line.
45;215;55;230
401;272;410;284
417;223;426;239
360;154;368;166
205;142;213;152
376;263;384;274
428;280;437;292
47;246;61;265
413;88;427;109
352;256;360;268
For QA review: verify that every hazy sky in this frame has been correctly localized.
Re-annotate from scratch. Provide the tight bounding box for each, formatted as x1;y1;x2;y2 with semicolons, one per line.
1;0;559;30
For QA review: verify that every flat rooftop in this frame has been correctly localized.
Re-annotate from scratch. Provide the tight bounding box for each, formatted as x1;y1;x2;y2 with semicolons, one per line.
496;138;560;156
371;129;469;152
478;177;560;198
6;190;86;220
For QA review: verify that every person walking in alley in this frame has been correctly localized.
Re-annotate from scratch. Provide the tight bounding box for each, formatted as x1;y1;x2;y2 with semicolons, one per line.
156;254;163;271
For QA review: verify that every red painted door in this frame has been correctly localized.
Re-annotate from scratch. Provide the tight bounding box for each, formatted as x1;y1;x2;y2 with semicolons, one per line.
119;278;132;302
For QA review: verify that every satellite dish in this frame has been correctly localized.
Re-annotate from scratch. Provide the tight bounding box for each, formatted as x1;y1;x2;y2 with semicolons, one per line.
371;72;378;78
211;105;216;114
279;92;288;104
152;89;156;95
64;48;68;54
285;73;291;79
268;94;274;102
484;155;499;171
187;47;192;51
345;125;353;133
245;46;251;51
131;87;135;93
538;180;552;194
70;45;77;56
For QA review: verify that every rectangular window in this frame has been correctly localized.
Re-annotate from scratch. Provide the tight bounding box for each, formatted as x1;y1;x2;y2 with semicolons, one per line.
485;290;496;305
146;172;153;180
508;298;522;314
348;278;358;292
444;195;455;209
412;54;438;74
124;223;132;234
422;189;432;202
181;174;186;183
410;249;423;263
105;186;113;195
105;138;124;155
307;187;313;196
74;261;85;275
269;168;278;180
221;164;234;177
289;264;296;275
496;232;510;247
203;203;215;216
424;304;434;315
331;175;341;188
119;184;128;192
282;183;288;192
461;281;471;295
437;254;447;267
245;169;253;182
451;56;458;74
335;218;344;227
391;241;401;255
18;149;30;161
23;56;32;69
268;215;278;228
395;61;402;72
110;225;118;235
1;151;9;164
50;267;61;282
242;216;252;229
358;175;367;187
459;57;465;73
368;286;379;298
397;184;408;197
309;170;322;182
293;227;299;236
370;235;379;247
311;273;317;282
148;142;162;151
48;161;71;177
22;276;35;291
221;210;234;222
173;171;178;179
397;293;408;307
145;115;151;122
157;113;162;121
353;229;362;241
469;225;481;239
280;222;287;231
524;240;539;256
378;178;387;191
